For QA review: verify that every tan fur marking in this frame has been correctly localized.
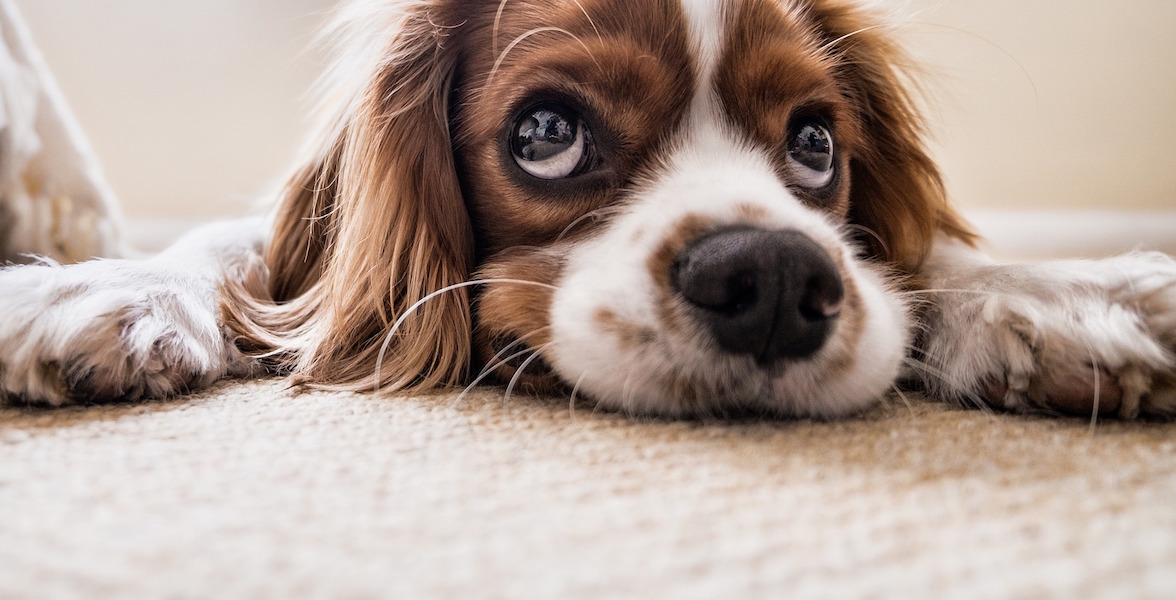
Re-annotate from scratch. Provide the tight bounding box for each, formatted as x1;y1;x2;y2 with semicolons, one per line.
594;308;657;349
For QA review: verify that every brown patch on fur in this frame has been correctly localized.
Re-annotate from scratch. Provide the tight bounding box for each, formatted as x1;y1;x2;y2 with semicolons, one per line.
717;0;976;272
805;0;977;271
594;308;657;350
647;214;714;294
647;214;715;336
817;260;865;378
224;1;478;393
452;0;695;256
471;246;567;394
450;0;698;394
734;203;771;223
716;0;857;217
20;171;42;198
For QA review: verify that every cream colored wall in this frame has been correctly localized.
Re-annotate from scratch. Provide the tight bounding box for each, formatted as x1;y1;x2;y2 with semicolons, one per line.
15;0;1176;218
15;0;335;219
904;0;1176;211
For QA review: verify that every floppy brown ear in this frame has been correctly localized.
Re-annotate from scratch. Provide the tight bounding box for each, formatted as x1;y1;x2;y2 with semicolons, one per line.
810;2;976;272
225;4;474;392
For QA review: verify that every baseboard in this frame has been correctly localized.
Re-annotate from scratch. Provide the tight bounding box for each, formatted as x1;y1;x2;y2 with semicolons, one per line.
126;216;215;253
126;210;1176;260
966;210;1176;260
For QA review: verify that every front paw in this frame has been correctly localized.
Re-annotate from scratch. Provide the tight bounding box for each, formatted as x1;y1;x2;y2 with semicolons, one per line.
0;261;251;406
919;252;1176;419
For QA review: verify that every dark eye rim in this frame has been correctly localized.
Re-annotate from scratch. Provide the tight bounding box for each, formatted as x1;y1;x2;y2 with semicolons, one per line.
782;115;842;199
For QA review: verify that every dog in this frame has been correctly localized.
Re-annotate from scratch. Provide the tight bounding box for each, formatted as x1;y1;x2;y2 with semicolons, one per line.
1;0;1174;420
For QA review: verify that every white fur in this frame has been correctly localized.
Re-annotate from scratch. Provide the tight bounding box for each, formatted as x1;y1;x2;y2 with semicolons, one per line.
548;7;909;416
918;238;1176;418
680;0;726;84
0;220;263;406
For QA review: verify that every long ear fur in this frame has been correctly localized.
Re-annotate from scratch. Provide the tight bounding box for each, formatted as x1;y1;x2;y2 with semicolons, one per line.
810;1;976;272
224;1;474;392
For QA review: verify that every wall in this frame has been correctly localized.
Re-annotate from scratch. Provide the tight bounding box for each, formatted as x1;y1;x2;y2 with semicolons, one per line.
14;0;1176;218
15;0;334;218
903;0;1176;212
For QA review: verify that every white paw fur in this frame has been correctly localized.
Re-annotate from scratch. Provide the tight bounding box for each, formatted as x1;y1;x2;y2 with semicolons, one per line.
919;249;1176;419
0;220;262;406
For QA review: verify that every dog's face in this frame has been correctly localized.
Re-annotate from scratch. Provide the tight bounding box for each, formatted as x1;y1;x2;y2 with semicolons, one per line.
241;0;973;419
460;0;912;418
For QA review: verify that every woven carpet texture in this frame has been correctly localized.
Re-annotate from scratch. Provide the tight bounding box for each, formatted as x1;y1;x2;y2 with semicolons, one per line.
2;379;1174;599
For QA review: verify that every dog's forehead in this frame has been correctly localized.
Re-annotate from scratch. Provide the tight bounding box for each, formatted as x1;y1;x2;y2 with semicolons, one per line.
460;0;841;141
480;0;817;72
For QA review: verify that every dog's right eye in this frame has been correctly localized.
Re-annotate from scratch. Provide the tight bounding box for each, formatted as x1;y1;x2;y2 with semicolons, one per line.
511;105;595;180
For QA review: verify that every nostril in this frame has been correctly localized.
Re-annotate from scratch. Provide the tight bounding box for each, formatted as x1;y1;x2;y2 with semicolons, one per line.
707;271;758;316
724;273;758;315
798;274;845;322
671;258;759;316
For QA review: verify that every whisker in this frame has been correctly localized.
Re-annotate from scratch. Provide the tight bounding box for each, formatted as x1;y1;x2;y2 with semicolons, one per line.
569;0;603;45
472;326;553;383
906;21;1041;111
843;223;889;256
453;333;549;409
569;371;589;422
820;25;886;55
504;343;553;406
556;206;620;242
373;278;557;392
619;367;639;419
492;0;509;57
487;27;600;87
901;288;998;298
890;383;916;417
1080;337;1102;436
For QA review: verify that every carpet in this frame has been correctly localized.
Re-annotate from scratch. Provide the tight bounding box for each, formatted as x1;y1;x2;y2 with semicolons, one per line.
2;379;1174;599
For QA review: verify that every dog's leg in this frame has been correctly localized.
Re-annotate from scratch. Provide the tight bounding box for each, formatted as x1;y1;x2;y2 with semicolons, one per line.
0;218;265;406
915;237;1176;419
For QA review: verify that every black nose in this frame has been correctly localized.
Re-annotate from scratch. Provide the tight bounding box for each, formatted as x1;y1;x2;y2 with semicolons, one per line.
670;227;845;363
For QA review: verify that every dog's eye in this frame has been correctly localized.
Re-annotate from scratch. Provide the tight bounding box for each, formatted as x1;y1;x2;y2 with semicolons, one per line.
511;105;594;180
786;120;835;190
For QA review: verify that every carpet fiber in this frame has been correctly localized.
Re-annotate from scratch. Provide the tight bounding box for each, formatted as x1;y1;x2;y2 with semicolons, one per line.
2;380;1174;598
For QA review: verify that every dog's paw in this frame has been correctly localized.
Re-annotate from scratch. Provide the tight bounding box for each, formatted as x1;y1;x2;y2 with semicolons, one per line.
0;259;254;406
919;252;1176;419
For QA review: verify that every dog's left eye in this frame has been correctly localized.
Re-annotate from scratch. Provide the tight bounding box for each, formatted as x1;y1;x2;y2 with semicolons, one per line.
786;120;836;190
511;105;594;180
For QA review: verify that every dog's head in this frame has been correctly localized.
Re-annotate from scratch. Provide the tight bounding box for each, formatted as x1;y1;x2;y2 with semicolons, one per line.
229;0;974;418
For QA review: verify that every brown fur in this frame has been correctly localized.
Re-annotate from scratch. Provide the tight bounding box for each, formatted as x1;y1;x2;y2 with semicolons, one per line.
802;0;977;270
225;1;475;391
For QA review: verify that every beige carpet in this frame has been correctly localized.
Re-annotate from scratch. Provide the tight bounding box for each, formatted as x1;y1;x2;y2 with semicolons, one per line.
2;379;1174;599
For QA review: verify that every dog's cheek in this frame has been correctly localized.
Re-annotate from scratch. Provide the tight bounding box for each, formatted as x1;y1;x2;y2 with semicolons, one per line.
472;249;568;393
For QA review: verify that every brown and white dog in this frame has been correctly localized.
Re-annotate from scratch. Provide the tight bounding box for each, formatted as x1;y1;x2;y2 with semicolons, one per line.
2;0;1175;419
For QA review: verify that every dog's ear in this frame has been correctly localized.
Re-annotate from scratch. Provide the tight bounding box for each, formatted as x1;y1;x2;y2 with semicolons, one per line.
226;4;475;392
810;3;976;272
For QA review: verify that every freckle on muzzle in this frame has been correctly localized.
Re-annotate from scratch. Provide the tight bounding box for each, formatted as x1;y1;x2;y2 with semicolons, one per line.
670;226;844;364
